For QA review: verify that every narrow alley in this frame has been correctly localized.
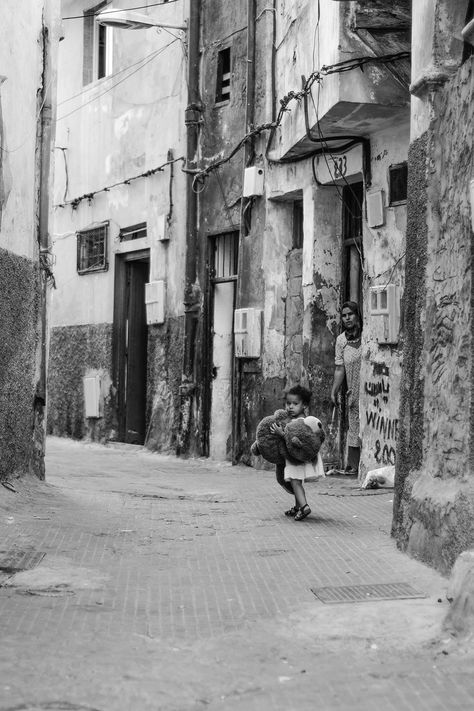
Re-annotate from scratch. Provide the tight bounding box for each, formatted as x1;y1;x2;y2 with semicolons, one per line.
0;438;473;711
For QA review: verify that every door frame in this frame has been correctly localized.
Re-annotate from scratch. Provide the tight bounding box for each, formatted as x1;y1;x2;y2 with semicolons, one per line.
112;248;150;442
204;227;239;459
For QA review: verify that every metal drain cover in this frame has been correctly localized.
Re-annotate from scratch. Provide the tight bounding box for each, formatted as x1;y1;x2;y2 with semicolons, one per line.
0;550;46;573
310;582;425;604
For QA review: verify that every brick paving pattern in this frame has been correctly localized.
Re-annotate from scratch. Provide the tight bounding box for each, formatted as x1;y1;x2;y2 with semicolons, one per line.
0;438;472;710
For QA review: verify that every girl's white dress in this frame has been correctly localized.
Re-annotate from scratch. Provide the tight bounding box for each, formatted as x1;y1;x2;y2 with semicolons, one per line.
284;453;325;482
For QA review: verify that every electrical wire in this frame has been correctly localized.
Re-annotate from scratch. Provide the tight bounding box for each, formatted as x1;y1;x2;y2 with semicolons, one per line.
55;155;185;209
189;51;410;190
57;39;178;121
0;77;53;154
62;1;182;21
58;46;168;106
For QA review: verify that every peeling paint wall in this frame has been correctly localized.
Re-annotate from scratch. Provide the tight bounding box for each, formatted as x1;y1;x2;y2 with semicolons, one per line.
0;0;60;480
50;0;187;446
394;58;474;574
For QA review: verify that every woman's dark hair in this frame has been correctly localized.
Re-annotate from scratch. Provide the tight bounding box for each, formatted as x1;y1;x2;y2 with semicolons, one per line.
341;301;362;332
286;384;312;406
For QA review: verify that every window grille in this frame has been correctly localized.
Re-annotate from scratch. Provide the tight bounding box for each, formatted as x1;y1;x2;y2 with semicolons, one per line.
389;163;408;205
212;231;238;281
215;48;231;103
77;223;108;274
120;222;147;241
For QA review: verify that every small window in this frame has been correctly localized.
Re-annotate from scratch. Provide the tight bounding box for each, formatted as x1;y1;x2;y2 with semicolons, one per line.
77;223;108;274
120;222;147;241
342;182;363;240
292;200;304;249
389;163;408;205
83;2;113;85
212;231;238;280
215;47;231;104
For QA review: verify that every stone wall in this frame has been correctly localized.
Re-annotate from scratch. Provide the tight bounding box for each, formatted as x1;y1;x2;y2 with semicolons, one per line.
0;250;42;480
146;317;185;452
393;59;474;574
47;324;115;441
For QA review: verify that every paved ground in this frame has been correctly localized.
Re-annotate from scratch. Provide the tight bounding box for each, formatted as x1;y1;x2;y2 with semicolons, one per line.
0;437;473;711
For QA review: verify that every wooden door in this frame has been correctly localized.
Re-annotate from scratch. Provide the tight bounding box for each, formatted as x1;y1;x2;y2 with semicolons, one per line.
113;251;149;445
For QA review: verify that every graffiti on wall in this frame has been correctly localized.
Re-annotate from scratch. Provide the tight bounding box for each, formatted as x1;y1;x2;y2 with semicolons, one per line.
364;362;398;465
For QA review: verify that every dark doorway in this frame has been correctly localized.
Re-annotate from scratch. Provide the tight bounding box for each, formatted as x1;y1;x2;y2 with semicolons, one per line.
113;250;150;444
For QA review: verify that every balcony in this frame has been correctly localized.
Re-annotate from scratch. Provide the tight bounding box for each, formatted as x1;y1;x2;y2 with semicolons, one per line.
272;0;411;161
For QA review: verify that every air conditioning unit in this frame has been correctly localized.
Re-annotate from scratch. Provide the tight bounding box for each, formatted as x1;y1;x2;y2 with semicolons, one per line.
369;284;400;344
145;280;165;324
234;308;262;358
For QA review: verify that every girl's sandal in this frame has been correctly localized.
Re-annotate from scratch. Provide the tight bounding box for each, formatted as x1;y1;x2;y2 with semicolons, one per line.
294;504;311;521
284;506;298;517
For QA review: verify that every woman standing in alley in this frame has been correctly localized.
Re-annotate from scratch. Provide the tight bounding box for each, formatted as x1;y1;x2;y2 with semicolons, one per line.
330;301;362;476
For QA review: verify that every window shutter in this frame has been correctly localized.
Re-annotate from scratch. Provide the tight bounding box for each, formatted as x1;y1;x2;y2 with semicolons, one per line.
83;11;94;85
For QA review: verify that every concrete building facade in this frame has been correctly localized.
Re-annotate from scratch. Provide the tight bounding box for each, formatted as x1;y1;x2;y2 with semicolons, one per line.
49;0;188;448
0;0;60;482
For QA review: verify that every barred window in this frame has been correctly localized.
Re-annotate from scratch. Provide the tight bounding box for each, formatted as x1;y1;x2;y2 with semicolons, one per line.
215;47;231;104
77;223;108;274
120;222;147;241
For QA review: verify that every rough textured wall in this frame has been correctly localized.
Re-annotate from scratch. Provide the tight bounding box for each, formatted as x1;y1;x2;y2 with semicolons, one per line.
146;317;184;452
47;324;115;441
0;250;41;481
393;60;474;574
285;249;303;381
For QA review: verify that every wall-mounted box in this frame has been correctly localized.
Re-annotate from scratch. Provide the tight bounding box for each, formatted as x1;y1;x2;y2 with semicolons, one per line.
369;284;400;344
83;375;101;418
156;213;168;242
145;280;165;324
234;308;262;358
243;166;264;197
366;189;385;227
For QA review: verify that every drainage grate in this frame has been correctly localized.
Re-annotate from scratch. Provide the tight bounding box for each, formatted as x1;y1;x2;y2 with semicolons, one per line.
0;550;46;574
310;582;425;604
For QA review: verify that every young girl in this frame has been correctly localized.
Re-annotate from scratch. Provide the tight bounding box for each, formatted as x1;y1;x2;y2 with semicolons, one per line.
271;385;325;521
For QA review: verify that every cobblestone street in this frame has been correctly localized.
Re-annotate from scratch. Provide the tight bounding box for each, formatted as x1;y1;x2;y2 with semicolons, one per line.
0;438;473;710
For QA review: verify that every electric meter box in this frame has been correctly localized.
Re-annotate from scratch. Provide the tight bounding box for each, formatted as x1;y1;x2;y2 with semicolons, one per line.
234;308;262;358
243;166;264;197
145;280;165;325
369;284;400;344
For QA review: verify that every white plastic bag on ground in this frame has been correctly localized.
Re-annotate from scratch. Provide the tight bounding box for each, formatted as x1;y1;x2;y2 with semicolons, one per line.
361;465;395;489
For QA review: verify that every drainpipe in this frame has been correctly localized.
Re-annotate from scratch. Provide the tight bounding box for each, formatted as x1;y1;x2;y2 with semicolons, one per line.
178;0;202;455
34;7;56;479
233;0;256;463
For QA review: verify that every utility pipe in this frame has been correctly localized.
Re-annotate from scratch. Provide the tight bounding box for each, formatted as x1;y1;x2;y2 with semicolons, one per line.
179;0;202;455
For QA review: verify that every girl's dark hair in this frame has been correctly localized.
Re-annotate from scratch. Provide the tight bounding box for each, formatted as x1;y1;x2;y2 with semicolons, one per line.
286;384;312;406
341;301;362;331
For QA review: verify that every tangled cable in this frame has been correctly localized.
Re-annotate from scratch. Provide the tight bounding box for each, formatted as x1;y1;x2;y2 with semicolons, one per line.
188;51;410;191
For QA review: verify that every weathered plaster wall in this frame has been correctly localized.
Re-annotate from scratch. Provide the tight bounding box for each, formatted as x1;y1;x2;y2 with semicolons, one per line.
394;60;474;574
51;0;187;446
146;318;185;452
359;122;408;477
